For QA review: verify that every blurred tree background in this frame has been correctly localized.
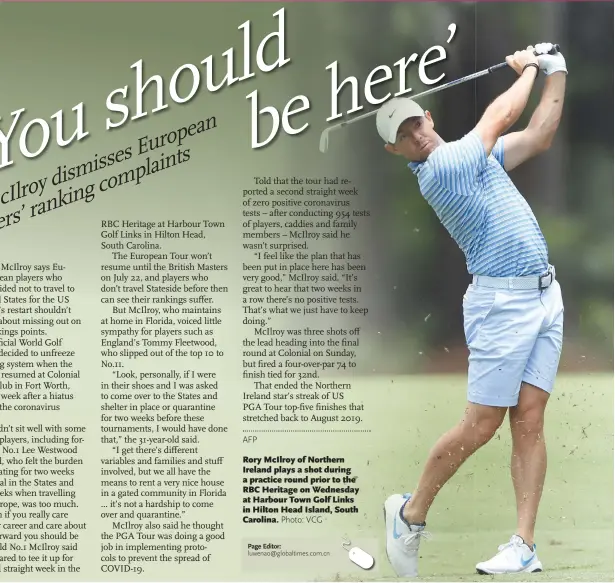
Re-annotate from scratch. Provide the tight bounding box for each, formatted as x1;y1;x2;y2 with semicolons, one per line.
311;1;613;375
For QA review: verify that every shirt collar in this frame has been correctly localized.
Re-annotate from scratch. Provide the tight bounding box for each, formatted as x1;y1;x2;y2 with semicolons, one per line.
408;161;423;175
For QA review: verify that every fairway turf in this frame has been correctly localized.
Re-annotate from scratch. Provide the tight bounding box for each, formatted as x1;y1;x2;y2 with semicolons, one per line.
336;372;614;582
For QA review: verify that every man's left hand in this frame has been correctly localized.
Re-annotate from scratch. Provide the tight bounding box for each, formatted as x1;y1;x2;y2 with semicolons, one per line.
533;43;568;76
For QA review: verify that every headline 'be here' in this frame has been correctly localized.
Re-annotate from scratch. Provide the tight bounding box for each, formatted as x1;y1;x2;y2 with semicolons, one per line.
0;8;456;171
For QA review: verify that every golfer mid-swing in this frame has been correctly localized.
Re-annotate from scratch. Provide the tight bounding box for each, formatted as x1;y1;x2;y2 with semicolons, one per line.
379;43;567;576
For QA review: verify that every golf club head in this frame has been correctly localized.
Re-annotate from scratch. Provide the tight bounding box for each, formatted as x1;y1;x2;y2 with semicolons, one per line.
319;128;330;153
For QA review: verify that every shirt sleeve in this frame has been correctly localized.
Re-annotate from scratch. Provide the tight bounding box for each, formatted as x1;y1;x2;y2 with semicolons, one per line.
427;131;488;194
492;136;505;168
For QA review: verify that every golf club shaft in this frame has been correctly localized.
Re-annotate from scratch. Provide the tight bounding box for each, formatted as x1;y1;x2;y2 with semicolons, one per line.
331;44;560;131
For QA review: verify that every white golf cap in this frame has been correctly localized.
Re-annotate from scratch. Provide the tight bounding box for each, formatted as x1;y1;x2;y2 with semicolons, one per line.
376;97;425;144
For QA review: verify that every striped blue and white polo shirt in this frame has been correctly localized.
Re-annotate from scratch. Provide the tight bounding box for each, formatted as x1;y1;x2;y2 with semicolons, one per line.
409;131;549;277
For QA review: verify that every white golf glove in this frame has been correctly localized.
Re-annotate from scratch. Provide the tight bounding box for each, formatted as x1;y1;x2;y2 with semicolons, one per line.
534;42;567;75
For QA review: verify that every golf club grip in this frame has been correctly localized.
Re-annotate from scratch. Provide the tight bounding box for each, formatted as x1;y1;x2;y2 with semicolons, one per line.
488;44;560;73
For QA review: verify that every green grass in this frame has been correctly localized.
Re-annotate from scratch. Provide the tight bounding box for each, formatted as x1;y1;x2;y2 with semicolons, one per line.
322;373;614;582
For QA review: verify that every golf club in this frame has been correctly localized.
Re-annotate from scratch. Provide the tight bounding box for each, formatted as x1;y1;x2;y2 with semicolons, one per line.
319;44;560;153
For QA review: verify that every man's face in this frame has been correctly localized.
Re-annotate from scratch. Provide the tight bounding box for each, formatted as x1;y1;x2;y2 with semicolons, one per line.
385;112;438;162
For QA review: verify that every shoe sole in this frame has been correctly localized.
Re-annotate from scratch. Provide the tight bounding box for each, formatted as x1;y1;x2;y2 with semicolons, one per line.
383;499;398;573
477;564;543;575
383;504;390;562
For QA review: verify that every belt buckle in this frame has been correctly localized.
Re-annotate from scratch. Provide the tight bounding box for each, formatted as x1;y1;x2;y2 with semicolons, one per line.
539;268;553;291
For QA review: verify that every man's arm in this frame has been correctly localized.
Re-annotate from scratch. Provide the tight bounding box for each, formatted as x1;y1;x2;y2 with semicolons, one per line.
426;50;539;193
473;49;540;156
499;73;566;171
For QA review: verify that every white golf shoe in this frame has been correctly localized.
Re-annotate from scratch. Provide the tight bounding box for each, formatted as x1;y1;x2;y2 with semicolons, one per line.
476;534;543;574
384;493;430;577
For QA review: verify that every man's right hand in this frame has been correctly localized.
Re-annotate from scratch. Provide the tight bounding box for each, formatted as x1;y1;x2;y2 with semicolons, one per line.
506;48;540;76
